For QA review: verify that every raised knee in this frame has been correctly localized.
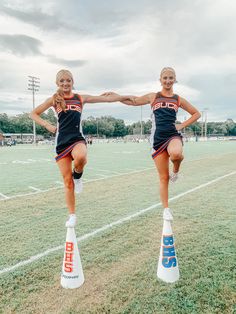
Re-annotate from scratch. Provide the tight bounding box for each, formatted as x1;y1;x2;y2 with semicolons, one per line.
170;152;183;161
75;155;87;167
82;156;87;165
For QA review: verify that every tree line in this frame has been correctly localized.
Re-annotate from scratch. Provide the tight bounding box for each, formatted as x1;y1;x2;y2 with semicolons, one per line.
0;111;236;137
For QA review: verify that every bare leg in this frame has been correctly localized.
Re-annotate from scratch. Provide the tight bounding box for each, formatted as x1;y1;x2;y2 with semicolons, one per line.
167;138;184;174
57;156;75;214
71;142;87;194
153;150;170;208
71;142;87;173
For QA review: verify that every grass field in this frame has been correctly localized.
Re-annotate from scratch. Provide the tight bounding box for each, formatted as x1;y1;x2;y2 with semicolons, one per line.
0;141;236;313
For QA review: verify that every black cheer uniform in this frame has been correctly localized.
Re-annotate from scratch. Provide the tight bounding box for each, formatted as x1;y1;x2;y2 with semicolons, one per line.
54;94;86;161
150;92;182;159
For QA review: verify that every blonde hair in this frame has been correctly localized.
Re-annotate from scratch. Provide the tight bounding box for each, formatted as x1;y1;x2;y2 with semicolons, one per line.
53;69;74;111
56;69;74;85
160;67;176;77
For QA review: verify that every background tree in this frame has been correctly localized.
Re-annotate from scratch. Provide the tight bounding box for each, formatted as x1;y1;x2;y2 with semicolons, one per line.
1;112;236;137
0;114;11;133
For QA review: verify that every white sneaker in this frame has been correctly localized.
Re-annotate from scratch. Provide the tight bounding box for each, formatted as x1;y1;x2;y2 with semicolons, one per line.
169;172;179;183
74;178;83;194
163;208;173;221
65;214;77;228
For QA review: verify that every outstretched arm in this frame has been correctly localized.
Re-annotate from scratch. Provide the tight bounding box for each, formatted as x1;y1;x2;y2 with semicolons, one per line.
121;93;156;106
82;94;133;104
176;97;201;131
30;97;57;133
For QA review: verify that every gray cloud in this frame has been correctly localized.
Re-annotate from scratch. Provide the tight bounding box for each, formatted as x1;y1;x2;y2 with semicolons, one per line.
2;0;236;53
46;55;87;67
0;34;42;56
0;34;87;68
0;100;30;114
53;0;155;39
0;0;235;122
187;72;236;120
0;4;78;33
0;1;152;39
83;103;150;124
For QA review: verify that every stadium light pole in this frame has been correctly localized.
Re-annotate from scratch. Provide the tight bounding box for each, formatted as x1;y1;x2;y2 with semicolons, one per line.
201;110;204;137
28;76;40;144
96;119;99;138
183;116;187;134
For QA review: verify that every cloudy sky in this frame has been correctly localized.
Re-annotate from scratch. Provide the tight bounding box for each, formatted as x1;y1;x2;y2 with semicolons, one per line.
0;0;235;124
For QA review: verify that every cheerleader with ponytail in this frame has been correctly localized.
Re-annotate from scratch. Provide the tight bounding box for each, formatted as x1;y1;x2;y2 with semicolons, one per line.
30;69;132;227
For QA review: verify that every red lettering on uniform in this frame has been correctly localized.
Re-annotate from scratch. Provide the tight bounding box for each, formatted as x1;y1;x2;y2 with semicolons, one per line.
152;102;178;112
65;104;81;112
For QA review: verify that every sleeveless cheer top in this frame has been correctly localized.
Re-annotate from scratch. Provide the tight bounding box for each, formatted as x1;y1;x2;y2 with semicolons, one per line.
54;94;85;155
150;92;182;155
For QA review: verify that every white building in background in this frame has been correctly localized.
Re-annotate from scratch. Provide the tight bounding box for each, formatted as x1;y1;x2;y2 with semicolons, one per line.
2;133;44;145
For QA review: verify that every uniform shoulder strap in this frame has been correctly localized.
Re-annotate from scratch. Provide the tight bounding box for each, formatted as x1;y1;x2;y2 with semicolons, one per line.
74;93;83;105
150;92;160;107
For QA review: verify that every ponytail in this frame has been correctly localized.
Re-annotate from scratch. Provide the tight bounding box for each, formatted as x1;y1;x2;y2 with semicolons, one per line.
53;89;66;112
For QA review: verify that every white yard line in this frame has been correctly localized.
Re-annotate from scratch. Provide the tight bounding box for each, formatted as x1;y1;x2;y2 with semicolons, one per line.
0;167;154;201
123;168;137;171
0;151;235;166
87;167;121;175
94;173;109;178
0;158;53;165
98;169;121;174
0;193;10;200
1;154;235;201
28;186;42;192
0;170;235;276
0;187;60;200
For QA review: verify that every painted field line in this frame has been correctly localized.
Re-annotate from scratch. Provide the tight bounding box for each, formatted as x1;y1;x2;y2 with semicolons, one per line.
0;167;154;201
99;170;121;175
87;167;121;175
0;188;60;200
94;173;109;178
0;170;235;276
0;159;54;166
1;153;235;201
28;186;42;192
84;167;153;183
0;193;9;200
123;168;137;171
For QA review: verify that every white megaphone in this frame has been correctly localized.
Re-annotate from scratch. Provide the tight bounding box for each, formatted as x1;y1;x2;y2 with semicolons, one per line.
61;227;85;289
157;208;180;283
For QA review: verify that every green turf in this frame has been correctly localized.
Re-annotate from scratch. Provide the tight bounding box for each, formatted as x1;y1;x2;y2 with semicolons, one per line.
0;141;236;196
0;141;236;313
